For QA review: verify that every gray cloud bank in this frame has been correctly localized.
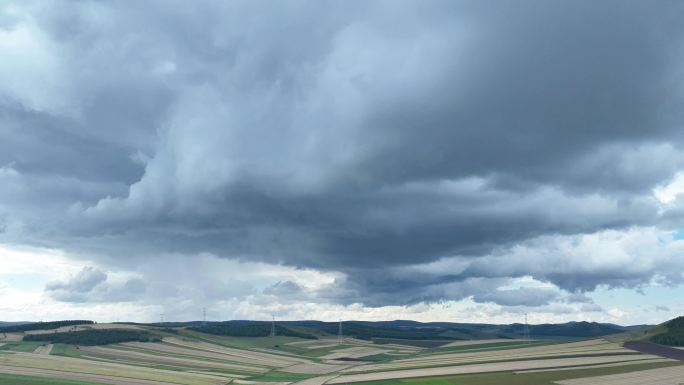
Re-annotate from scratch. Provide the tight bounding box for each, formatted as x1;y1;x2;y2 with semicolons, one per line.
46;266;146;303
2;0;684;308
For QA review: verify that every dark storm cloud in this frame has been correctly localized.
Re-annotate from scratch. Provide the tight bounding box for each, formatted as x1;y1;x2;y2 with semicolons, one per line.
263;281;305;297
473;288;559;307
2;0;684;308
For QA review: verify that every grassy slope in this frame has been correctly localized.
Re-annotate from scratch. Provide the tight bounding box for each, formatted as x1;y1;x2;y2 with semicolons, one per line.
177;328;336;362
50;344;84;358
180;328;304;349
245;371;318;382
278;343;363;357
628;315;684;346
356;353;402;362
342;361;684;385
0;341;44;352
372;339;451;348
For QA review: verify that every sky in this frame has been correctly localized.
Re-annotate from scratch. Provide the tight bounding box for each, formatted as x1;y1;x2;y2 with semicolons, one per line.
1;0;684;326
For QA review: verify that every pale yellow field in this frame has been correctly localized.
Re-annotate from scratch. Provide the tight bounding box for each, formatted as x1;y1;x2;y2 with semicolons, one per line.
123;341;278;366
23;323;144;336
0;365;181;385
0;352;230;385
81;345;268;373
163;337;309;366
328;354;662;383
342;339;631;372
321;346;392;360
555;365;684;385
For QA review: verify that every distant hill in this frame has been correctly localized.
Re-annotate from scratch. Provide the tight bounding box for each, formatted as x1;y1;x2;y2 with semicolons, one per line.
639;316;684;346
0;322;31;327
12;319;648;342
527;321;628;338
166;319;649;341
188;322;317;339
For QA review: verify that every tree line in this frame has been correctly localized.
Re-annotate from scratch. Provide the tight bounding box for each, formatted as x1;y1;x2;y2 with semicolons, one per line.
190;323;316;339
0;320;94;333
23;329;157;346
650;316;684;346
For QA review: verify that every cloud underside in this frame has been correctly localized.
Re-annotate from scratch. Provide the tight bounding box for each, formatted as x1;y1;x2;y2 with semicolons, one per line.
1;0;684;309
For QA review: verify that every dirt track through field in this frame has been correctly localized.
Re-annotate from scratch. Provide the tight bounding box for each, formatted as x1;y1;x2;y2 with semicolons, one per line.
328;354;660;383
287;339;421;353
81;345;267;373
555;364;684;385
91;323;144;330
443;339;527;347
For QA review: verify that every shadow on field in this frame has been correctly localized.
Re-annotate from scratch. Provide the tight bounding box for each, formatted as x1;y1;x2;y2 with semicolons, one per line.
623;341;684;361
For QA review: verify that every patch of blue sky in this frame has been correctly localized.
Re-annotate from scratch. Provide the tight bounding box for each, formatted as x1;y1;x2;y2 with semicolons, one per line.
0;273;50;291
590;285;684;324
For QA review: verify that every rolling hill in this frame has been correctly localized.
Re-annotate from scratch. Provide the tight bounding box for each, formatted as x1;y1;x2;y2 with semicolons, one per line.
638;315;684;346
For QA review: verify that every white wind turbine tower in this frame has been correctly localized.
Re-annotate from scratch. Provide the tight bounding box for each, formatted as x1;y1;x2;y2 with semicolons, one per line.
337;319;344;345
523;313;531;344
270;315;276;337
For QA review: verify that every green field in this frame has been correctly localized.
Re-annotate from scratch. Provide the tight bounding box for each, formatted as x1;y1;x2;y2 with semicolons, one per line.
0;341;44;352
278;343;363;358
50;344;84;358
342;361;684;385
180;328;306;350
245;370;318;382
0;374;106;385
